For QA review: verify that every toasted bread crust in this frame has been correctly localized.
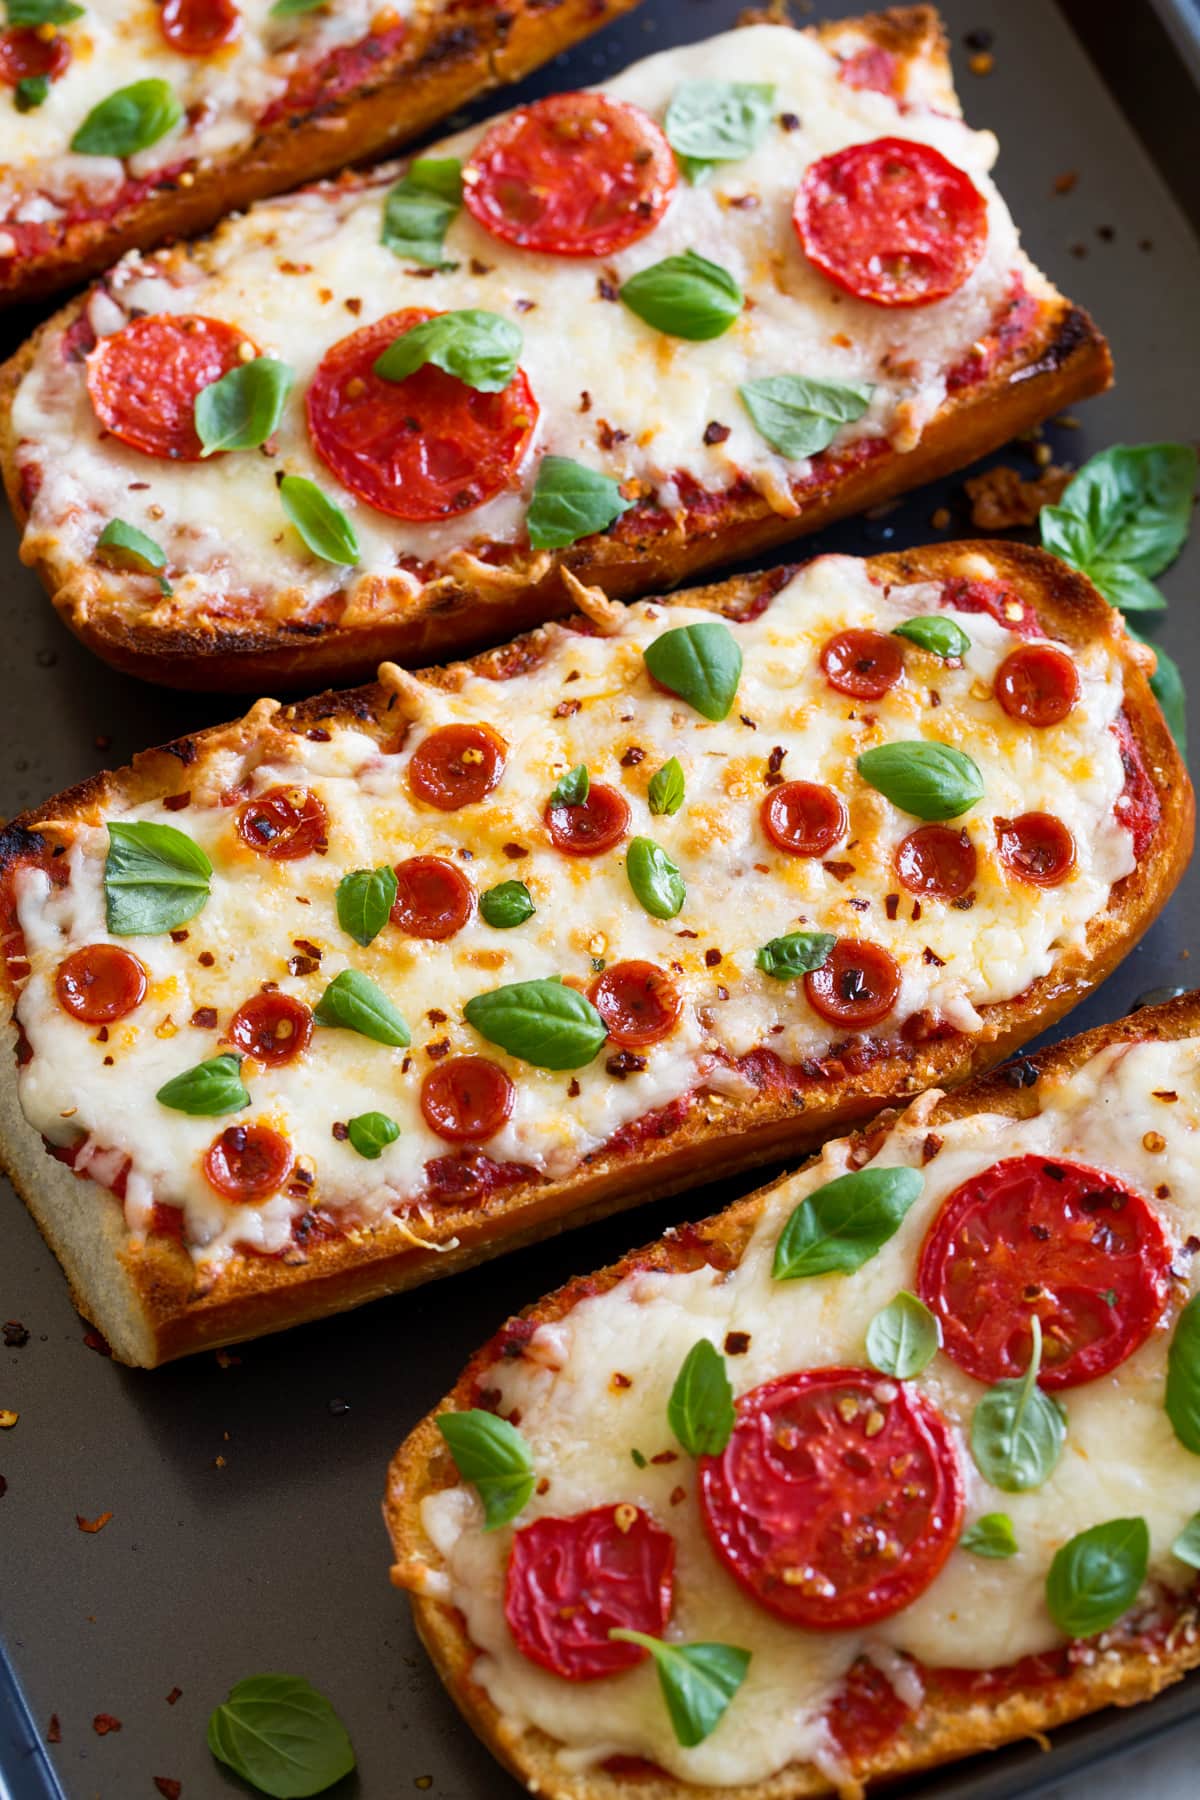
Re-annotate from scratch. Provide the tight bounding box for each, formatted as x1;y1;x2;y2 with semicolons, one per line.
384;991;1200;1800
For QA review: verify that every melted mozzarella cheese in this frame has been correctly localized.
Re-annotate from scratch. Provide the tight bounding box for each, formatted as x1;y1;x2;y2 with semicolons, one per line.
11;556;1133;1268
418;1036;1200;1789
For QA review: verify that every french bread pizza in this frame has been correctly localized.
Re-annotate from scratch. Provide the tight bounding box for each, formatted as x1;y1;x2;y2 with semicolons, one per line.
0;542;1189;1367
386;992;1200;1799
0;0;641;307
0;8;1112;690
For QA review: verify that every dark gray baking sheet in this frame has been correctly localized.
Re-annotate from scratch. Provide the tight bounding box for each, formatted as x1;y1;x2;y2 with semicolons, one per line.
2;2;1199;1796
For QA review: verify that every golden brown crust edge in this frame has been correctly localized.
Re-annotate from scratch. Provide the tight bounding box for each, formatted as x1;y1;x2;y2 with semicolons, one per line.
384;990;1200;1800
0;539;1190;1368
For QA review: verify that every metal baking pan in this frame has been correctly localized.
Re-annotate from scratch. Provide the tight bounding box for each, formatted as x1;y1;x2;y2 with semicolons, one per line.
2;1;1198;1795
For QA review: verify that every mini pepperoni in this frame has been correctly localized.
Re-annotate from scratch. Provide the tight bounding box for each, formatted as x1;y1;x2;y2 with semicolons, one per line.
896;825;976;899
229;993;312;1067
545;782;631;857
821;629;904;701
505;1505;675;1680
86;315;255;463
203;1124;293;1201
805;939;901;1029
391;856;474;941
421;1056;514;1143
463;92;676;259
795;136;988;308
994;644;1080;728
0;26;70;87
236;786;328;860
589;961;681;1048
917;1155;1172;1390
996;813;1075;887
56;945;147;1024
761;782;848;858
159;0;240;55
699;1369;964;1630
306;309;537;521
408;724;506;811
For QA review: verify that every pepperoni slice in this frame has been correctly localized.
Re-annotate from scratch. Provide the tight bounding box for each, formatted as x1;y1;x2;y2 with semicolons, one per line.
762;782;848;858
994;644;1080;728
202;1124;294;1200
995;813;1075;887
939;576;1039;639
408;724;506;811
917;1155;1172;1390
805;939;901;1029
795;137;988;308
589;961;681;1048
838;46;899;94
821;629;904;701
504;1505;675;1680
463;92;676;259
699;1369;964;1629
229;993;312;1067
0;26;70;87
159;0;240;55
545;782;630;857
236;786;328;860
305;309;537;521
421;1055;514;1143
86;315;255;463
896;825;976;899
56;945;147;1024
1112;711;1161;860
390;856;474;941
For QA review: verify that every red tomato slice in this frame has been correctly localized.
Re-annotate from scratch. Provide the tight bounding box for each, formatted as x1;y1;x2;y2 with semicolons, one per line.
408;724;506;811
545;782;631;857
1112;711;1161;860
589;961;681;1048
838;46;899;94
55;945;146;1024
229;992;312;1067
761;782;848;858
805;939;901;1029
820;629;904;700
939;576;1040;639
86;314;255;462
994;644;1080;728
917;1155;1172;1390
203;1124;294;1200
795;137;988;308
236;786;328;860
995;813;1075;886
895;825;976;899
505;1505;676;1680
421;1055;514;1143
0;25;70;86
305;309;537;521
391;856;474;941
463;92;676;259
699;1369;963;1630
159;0;240;55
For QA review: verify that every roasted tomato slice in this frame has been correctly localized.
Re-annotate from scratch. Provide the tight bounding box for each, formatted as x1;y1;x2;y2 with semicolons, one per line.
408;723;506;811
895;825;976;899
761;782;848;858
236;786;328;860
0;25;70;87
203;1124;294;1200
56;945;147;1024
994;644;1080;728
420;1055;514;1143
228;992;312;1067
391;856;475;941
821;629;904;700
995;812;1075;886
86;315;256;462
589;960;681;1047
159;0;240;55
545;782;631;857
805;939;901;1029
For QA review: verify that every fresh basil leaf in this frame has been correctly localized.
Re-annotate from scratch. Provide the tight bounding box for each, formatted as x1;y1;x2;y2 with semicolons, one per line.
269;0;329;14
71;78;182;157
773;1166;922;1280
156;1053;248;1117
1040;444;1197;612
1166;1290;1200;1453
207;1673;355;1798
1172;1512;1200;1569
739;375;873;460
335;866;397;948
7;0;83;23
14;73;49;111
381;156;463;265
479;880;535;930
195;357;294;457
647;757;685;817
755;930;834;982
104;820;212;936
609;1632;749;1748
279;475;359;566
436;1409;534;1530
892;615;970;659
857;741;984;822
626;837;686;920
313;969;410;1047
643;620;742;721
961;1513;1018;1560
550;763;589;807
464;976;605;1070
373;309;520;393
970;1316;1066;1493
346;1111;399;1160
866;1291;941;1379
1130;623;1187;758
667;1339;734;1458
665;80;774;184
620;250;743;342
96;518;171;594
1045;1516;1149;1638
526;455;631;550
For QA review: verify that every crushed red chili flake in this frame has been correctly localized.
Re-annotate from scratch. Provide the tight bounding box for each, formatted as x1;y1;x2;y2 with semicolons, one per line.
703;421;731;445
535;1477;550;1496
153;1781;182;1800
83;1328;112;1356
923;947;946;967
2;1321;29;1348
650;1449;678;1465
165;1688;183;1706
190;1007;218;1030
92;1714;122;1736
922;1133;944;1164
427;1008;447;1024
704;948;722;967
596;277;618;302
554;698;581;718
567;1078;581;1098
306;727;331;742
610;1372;633;1391
620;746;645;767
597;420;630;450
823;861;855;882
1054;172;1078;198
197;951;215;968
288;954;319;977
168;930;189;945
162;792;191;812
764;745;787;785
426;1038;451;1059
739;714;757;729
669;1485;686;1506
76;1511;113;1534
293;938;322;961
724;1331;751;1355
47;1715;61;1743
331;1121;349;1141
502;843;528;860
779;110;800;130
606;1051;647;1079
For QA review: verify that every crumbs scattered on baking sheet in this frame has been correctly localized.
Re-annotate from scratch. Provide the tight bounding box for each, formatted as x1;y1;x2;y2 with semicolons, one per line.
76;1512;113;1534
2;1321;29;1348
165;1687;182;1706
46;1714;60;1743
153;1780;182;1799
0;1410;17;1429
92;1714;122;1736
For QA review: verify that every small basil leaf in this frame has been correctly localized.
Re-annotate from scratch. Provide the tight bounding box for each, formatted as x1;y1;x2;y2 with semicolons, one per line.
464;976;605;1071
269;0;329;14
773;1166;922;1280
608;1632;750;1748
436;1409;534;1530
1172;1512;1200;1569
156;1053;248;1117
1045;1516;1149;1638
892;615;970;659
857;741;984;822
620;250;743;342
7;0;83;23
1040;444;1197;612
104;820;212;936
96;518;171;595
14;73;49;111
647;757;685;816
335;866;397;948
1165;1290;1200;1453
479;881;535;930
664;80;774;181
643;620;742;721
373;309;520;393
739;375;873;459
346;1111;400;1160
526;455;631;550
313;969;410;1047
961;1513;1018;1560
626;837;686;920
865;1291;941;1379
755;930;834;982
1081;558;1168;614
195;357;294;457
279;475;360;566
381;156;463;265
970;1316;1067;1493
550;763;589;807
207;1673;355;1799
71;78;182;157
667;1339;734;1458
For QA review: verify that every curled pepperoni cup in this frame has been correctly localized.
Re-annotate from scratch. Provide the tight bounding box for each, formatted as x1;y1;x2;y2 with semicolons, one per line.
805;939;901;1029
504;1505;676;1681
391;857;475;941
305;309;537;521
589;961;682;1048
56;945;147;1025
421;1056;514;1143
202;1124;294;1201
0;26;70;87
545;783;631;857
994;644;1081;728
159;0;240;54
463;92;676;259
86;315;256;463
917;1155;1172;1390
895;825;977;899
795;137;988;308
820;629;903;701
236;786;328;860
699;1370;964;1630
761;782;848;858
228;993;312;1067
408;723;506;811
995;813;1076;887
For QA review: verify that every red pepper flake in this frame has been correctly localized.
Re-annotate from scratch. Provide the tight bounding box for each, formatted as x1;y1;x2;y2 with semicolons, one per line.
47;1715;61;1743
605;1051;647;1079
92;1714;122;1736
165;1688;183;1707
306;727;331;742
567;1078;581;1098
76;1511;113;1534
596;276;618;302
502;843;528;860
332;1121;349;1141
168;929;189;943
724;1331;751;1355
610;1371;633;1391
162;791;191;814
2;1321;29;1348
669;1485;686;1506
0;1476;7;1498
779;110;800;130
650;1449;678;1465
764;745;786;786
703;421;731;446
822;861;855;882
153;1781;182;1800
922;947;946;967
554;698;581;718
620;746;645;767
83;1328;112;1357
190;1007;218;1030
197;951;215;968
535;1477;550;1496
922;1133;944;1165
425;1038;451;1059
288;954;319;977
